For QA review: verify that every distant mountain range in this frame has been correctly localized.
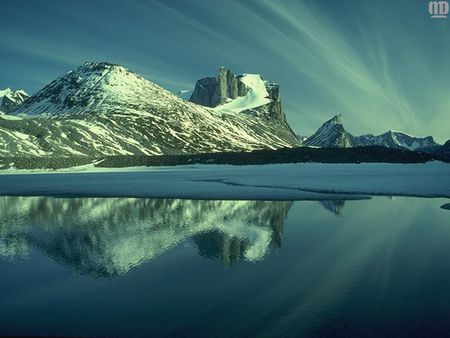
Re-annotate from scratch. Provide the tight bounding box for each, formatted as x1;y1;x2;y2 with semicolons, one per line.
0;62;448;167
302;114;444;156
0;62;299;158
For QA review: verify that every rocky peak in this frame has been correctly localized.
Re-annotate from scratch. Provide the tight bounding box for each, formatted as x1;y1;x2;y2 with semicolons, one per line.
304;114;352;148
326;113;343;125
189;66;248;107
189;67;297;144
0;88;29;113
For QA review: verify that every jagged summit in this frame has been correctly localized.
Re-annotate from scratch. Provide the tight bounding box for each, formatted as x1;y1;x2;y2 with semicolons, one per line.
329;113;343;125
189;66;248;108
190;67;279;114
189;66;297;139
304;114;352;148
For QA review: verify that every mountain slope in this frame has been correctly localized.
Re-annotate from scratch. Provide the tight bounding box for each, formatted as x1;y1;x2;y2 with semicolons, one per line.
0;62;300;158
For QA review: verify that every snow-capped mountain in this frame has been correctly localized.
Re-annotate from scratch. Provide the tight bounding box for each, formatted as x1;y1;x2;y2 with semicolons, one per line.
189;66;297;131
0;62;300;157
303;114;353;148
12;62;183;117
304;114;440;152
0;88;29;113
354;130;439;151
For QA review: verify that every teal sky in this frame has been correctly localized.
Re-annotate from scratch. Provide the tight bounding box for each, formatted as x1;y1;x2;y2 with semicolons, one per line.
0;0;449;142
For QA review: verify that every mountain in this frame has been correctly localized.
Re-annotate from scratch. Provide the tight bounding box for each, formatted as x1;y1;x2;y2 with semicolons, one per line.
189;66;297;140
304;114;441;152
0;88;29;113
303;114;353;148
0;62;300;158
353;130;439;151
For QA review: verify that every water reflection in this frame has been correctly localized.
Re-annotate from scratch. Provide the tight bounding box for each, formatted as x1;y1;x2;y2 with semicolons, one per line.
319;200;346;216
1;196;449;337
0;197;298;276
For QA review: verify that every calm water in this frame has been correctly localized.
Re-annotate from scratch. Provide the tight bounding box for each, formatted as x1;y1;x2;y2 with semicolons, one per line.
0;196;449;337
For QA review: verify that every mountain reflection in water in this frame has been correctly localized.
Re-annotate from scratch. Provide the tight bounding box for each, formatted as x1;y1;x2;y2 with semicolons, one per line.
2;196;450;337
0;196;316;276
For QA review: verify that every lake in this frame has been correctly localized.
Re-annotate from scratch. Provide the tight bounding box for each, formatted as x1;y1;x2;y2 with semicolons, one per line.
0;196;449;337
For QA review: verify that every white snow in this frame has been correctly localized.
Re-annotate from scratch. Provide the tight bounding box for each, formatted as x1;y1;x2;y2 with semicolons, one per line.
213;74;271;114
403;141;421;151
0;162;449;199
389;129;417;138
0;88;13;97
0;112;22;120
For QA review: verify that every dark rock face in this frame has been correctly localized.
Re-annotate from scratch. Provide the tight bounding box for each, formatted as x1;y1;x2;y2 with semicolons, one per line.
189;66;247;107
433;139;450;161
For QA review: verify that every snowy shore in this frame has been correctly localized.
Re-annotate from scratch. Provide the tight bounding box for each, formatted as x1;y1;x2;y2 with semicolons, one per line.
0;162;449;199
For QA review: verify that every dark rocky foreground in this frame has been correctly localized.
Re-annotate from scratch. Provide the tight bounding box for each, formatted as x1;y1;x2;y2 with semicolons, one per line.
1;146;447;170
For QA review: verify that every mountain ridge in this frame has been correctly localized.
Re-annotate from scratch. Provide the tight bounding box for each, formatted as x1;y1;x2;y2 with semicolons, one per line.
304;114;441;153
0;62;300;158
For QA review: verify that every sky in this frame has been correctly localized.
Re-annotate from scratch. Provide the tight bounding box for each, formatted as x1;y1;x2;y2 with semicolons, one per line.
0;0;449;142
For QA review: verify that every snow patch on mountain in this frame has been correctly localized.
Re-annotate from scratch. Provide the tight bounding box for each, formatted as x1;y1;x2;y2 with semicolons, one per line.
213;74;271;114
